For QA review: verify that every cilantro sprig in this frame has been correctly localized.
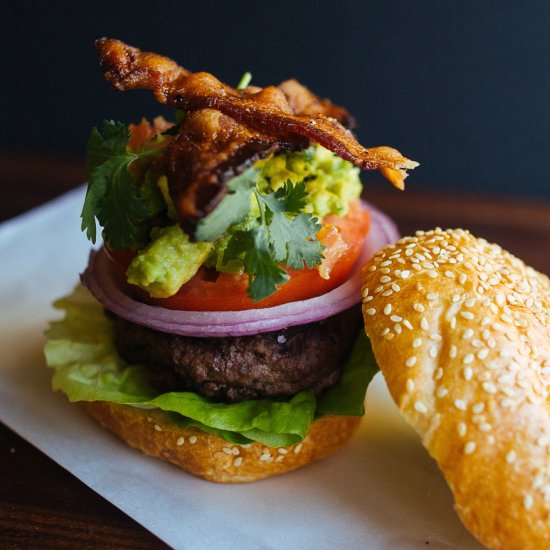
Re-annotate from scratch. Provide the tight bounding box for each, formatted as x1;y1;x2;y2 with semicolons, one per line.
219;180;325;302
81;120;164;249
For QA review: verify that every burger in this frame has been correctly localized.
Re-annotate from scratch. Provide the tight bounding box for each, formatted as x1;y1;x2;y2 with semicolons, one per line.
44;38;418;483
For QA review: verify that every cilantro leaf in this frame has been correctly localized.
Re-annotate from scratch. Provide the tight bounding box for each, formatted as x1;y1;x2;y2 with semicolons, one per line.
81;120;163;249
256;181;324;269
220;179;324;302
195;167;258;242
224;227;289;301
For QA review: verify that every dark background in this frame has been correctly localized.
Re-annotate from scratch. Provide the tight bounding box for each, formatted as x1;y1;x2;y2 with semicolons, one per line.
4;1;550;198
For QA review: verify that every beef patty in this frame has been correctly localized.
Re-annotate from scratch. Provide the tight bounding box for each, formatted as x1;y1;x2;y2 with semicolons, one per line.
112;306;361;402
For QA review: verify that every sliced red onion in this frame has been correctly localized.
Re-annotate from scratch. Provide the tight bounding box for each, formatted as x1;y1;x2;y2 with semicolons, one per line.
81;201;399;337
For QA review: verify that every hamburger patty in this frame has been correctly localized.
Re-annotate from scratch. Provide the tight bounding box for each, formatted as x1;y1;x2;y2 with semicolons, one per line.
112;307;362;402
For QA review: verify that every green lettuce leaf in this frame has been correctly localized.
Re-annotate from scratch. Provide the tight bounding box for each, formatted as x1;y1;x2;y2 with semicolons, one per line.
44;285;378;446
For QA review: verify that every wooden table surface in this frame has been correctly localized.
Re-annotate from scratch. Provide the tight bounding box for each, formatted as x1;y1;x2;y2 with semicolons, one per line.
1;152;549;549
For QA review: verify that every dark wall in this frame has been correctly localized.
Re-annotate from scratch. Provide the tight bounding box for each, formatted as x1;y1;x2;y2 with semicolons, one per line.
5;1;550;198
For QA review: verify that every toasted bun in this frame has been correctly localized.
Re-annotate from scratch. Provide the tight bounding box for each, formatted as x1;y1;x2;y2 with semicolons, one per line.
361;228;550;549
81;401;361;483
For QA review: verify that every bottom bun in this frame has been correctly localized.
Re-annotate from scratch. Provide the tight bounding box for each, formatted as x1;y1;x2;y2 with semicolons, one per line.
81;401;362;483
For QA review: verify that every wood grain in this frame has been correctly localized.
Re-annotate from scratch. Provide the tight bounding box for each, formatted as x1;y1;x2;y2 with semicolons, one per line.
1;152;549;548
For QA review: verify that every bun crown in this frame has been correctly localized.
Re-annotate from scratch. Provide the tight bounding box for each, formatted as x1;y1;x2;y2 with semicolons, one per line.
361;228;550;549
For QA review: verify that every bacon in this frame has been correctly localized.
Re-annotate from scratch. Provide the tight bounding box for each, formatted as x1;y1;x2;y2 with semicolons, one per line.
95;38;418;226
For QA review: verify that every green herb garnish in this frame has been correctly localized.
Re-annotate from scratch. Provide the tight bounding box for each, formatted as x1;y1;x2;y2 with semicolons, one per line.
81;120;164;249
236;71;252;90
222;180;324;301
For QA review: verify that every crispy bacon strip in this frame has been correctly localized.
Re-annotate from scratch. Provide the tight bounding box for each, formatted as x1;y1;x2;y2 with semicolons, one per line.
95;38;418;225
165;110;291;227
95;38;417;171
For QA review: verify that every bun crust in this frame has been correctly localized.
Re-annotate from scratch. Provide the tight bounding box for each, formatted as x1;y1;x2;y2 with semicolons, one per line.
81;401;361;483
361;228;550;549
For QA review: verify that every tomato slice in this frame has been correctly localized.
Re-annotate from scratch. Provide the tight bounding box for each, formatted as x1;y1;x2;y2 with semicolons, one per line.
106;201;370;311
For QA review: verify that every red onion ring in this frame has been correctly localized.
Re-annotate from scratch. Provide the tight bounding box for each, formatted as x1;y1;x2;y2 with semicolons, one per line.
81;201;399;337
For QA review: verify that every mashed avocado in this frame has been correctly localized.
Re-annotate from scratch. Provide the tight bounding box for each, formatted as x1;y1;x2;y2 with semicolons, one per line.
256;145;362;218
126;225;212;298
128;145;361;295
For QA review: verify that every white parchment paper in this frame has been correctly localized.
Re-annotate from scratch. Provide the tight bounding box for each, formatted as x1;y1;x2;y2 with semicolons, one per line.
0;188;482;549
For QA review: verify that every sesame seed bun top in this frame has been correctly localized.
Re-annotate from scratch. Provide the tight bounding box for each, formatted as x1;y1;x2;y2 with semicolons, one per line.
361;228;550;550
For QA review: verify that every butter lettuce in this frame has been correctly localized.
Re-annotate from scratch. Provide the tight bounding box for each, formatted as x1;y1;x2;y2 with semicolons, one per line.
44;285;378;446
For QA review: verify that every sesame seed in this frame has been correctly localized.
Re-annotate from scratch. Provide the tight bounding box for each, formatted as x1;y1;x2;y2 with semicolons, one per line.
505;450;516;464
457;422;467;437
363;295;374;302
277;334;287;344
413;303;425;313
390;315;403;323
452;293;461;303
435;367;444;380
463;353;475;365
400;270;411;279
176;437;185;446
294;443;303;454
464;441;476;454
189;435;197;444
380;260;392;267
460;311;474;320
275;456;285;462
223;447;233;455
450;316;457;329
465;297;476;308
412;337;422;348
421;318;429;331
232;447;240;455
259;454;272;462
445;271;455;278
462;328;474;339
459;273;467;285
464;367;473;380
427;271;438;278
524;494;534;510
154;424;162;432
403;320;413;330
406;379;415;392
394;323;402;334
233;457;243;467
436;386;448;398
392;283;401;292
455;399;467;411
482;382;497;394
449;345;458;358
366;308;376;316
380;276;391;283
479;423;492;432
477;349;489;360
414;401;428;414
406;356;417;367
501;398;515;409
382;290;394;297
472;402;485;414
429;346;438;358
427;292;439;301
278;448;288;455
384;304;392;315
